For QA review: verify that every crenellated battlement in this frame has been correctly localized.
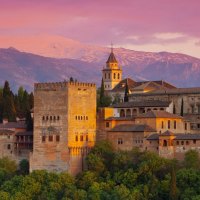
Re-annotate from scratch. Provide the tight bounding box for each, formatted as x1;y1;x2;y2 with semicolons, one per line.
34;81;96;91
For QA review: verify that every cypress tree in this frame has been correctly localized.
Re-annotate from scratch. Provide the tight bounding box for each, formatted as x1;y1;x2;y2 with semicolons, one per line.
25;111;33;131
29;92;34;109
0;88;3;122
173;104;176;114
180;98;184;116
170;166;177;200
2;81;16;122
99;78;105;106
124;80;129;102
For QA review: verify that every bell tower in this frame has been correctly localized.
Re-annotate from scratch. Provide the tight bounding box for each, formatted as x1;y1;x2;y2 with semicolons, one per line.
102;46;122;91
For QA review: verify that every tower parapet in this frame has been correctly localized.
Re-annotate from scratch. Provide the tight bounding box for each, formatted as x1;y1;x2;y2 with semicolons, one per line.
35;81;96;91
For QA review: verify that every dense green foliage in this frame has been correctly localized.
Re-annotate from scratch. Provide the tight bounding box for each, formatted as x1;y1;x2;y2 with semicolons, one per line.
0;81;33;130
0;141;200;199
97;80;112;108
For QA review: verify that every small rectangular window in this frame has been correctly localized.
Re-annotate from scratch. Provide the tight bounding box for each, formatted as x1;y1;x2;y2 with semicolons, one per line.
80;135;83;141
86;135;88;141
42;136;46;142
49;135;53;142
185;123;187;130
174;121;176;129
118;138;123;145
56;135;60;142
161;121;164;129
106;122;110;128
75;135;78;142
168;120;170;129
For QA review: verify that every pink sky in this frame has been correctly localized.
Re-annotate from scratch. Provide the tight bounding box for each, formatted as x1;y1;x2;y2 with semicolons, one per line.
1;0;200;57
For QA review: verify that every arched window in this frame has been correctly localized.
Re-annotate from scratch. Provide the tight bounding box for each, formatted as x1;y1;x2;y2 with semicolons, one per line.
132;109;137;116
57;116;60;120
53;116;56;120
114;73;116;79
42;116;45;121
126;109;131;117
108;73;110;79
50;116;52;121
46;116;49;120
86;116;88;120
120;109;125;117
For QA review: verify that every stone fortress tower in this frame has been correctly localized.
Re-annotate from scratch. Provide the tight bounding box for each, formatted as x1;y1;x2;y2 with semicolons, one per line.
102;47;122;91
30;81;96;175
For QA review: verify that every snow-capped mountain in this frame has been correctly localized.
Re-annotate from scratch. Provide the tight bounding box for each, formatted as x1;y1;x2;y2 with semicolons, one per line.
0;35;200;91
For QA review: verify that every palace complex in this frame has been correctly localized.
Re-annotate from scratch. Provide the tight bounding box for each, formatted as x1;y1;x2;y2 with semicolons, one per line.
0;48;200;174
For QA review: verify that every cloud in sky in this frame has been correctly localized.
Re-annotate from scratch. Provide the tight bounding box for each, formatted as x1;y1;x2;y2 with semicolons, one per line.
0;0;200;57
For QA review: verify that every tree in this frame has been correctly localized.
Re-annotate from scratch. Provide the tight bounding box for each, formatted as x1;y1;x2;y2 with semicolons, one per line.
180;98;184;116
170;166;177;200
2;81;16;122
112;93;121;104
124;80;129;102
19;159;29;175
25;111;33;131
173;104;176;114
99;78;105;107
184;150;200;169
0;88;3;122
98;79;112;107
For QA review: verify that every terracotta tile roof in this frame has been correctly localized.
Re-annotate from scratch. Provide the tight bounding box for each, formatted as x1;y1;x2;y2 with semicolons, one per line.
15;131;33;136
175;134;200;140
108;124;156;132
147;133;200;140
147;134;159;140
137;110;183;119
130;87;200;96
112;78;137;92
106;117;135;121
111;100;171;108
111;78;176;93
160;130;174;136
0;121;27;129
0;129;15;135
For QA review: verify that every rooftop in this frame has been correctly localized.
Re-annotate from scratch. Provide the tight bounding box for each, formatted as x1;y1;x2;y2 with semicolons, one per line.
111;100;171;108
137;110;183;119
130;87;200;96
106;52;118;63
147;133;200;140
0;121;27;129
108;124;156;132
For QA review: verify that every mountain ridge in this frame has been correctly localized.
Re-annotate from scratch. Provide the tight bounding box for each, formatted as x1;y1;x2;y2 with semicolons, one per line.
0;41;200;91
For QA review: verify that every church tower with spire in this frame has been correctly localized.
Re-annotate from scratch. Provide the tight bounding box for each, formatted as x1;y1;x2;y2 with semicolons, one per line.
102;47;122;91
